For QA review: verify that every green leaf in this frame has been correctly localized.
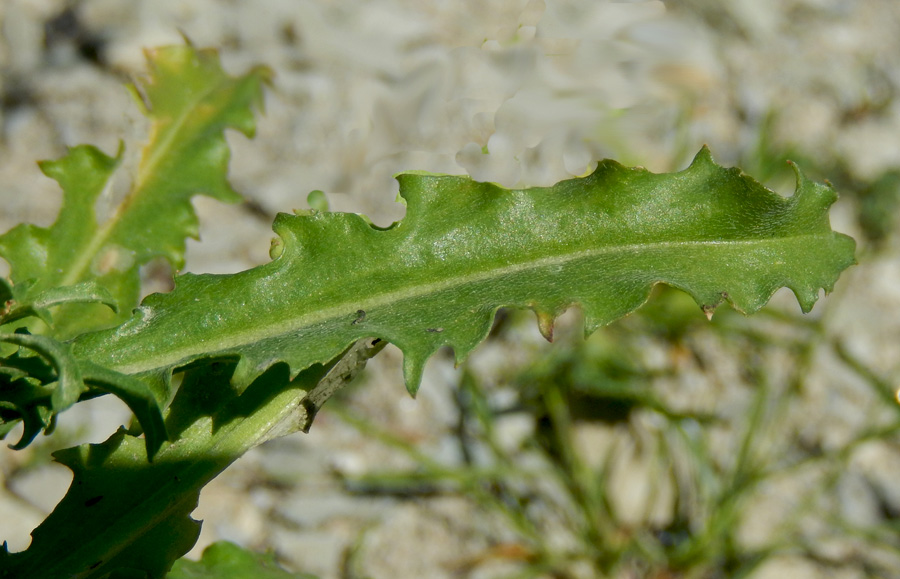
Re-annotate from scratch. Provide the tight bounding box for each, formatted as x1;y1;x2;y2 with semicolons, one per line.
79;362;168;458
0;45;270;338
0;143;120;285
73;147;856;397
0;375;54;450
0;44;268;453
0;331;166;456
0;278;12;304
0;329;166;458
0;350;351;579
0;144;123;337
0;281;117;327
121;44;270;272
7;429;203;579
168;541;316;579
0;333;82;434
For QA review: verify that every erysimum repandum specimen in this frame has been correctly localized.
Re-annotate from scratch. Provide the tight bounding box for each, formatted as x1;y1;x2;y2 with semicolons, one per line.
0;44;854;579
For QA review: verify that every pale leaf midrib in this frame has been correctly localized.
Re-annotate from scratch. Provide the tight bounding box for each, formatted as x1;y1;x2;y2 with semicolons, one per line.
60;79;226;288
110;232;836;375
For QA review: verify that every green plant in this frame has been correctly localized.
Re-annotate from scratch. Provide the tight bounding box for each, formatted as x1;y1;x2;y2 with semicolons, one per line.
0;44;855;578
325;297;840;577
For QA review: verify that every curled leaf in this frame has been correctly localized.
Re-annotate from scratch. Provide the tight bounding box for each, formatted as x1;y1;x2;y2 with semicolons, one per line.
0;333;83;411
0;332;82;448
0;281;117;327
79;362;168;459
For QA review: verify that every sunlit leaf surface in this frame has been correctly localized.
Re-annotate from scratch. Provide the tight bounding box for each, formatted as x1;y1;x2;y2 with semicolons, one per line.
75;147;855;397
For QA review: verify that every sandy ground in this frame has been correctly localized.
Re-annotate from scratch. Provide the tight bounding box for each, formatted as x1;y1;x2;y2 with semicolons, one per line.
2;1;900;577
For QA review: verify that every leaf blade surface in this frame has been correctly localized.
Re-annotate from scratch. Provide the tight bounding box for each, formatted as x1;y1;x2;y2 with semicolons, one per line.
73;147;856;395
0;44;269;451
0;46;270;338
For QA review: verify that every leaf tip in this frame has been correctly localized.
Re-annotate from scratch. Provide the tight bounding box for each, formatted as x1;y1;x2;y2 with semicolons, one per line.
700;291;730;320
693;144;716;167
788;159;840;212
177;29;196;48
535;310;555;342
403;355;425;398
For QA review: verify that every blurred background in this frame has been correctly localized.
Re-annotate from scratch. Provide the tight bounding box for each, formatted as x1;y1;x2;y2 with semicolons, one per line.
1;1;899;577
